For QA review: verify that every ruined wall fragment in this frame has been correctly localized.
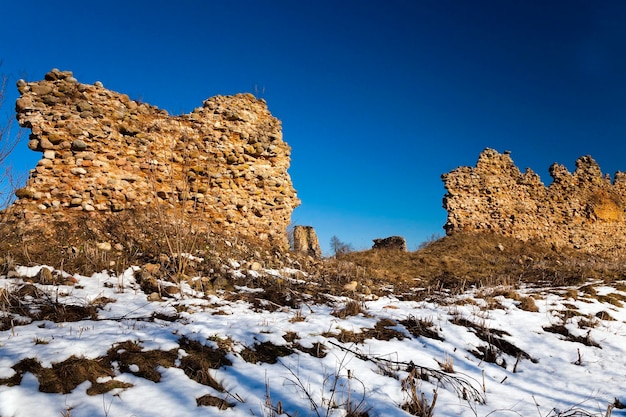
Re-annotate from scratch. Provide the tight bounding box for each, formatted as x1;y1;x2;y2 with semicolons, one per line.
10;69;300;249
442;148;626;256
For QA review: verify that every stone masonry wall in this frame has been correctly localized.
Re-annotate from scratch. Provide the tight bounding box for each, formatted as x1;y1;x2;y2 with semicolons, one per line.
10;69;300;249
442;148;626;257
292;226;322;258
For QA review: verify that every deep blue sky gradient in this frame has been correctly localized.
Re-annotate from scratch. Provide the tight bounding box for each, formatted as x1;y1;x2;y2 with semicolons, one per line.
2;1;626;254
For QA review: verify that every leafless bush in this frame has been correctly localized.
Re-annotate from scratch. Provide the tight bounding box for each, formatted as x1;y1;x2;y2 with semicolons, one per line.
0;66;24;210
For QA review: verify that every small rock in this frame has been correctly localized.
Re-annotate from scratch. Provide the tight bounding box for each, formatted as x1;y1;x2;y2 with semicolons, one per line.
27;140;39;151
164;286;180;295
36;267;54;284
30;83;54;96
15;188;35;199
96;242;112;252
70;167;87;175
39;138;54;150
143;263;160;275
71;139;88;151
37;158;53;167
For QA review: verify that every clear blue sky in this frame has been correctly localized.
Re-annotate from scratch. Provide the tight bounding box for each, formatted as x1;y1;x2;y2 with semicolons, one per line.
1;1;626;255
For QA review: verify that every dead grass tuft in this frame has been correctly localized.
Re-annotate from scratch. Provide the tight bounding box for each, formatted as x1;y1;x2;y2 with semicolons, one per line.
106;340;178;382
323;329;367;344
340;233;626;296
240;341;294;364
178;337;231;391
543;324;601;348
36;303;98;323
368;318;406;341
86;379;133;396
3;356;114;394
332;300;367;318
518;296;539;312
196;394;234;409
400;316;444;341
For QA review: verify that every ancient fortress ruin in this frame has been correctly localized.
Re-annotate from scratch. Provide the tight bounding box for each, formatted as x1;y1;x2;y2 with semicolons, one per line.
443;148;626;257
9;69;300;249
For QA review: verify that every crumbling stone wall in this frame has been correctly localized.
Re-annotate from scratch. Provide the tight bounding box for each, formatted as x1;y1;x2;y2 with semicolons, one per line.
442;148;626;257
372;236;406;251
292;226;322;258
10;69;300;249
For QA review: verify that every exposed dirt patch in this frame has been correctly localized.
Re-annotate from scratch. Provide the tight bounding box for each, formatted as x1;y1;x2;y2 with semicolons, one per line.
240;341;294;364
295;342;327;358
86;379;134;395
0;356;115;394
454;317;536;366
542;325;601;348
400;315;444;341
36;303;99;322
196;394;235;409
178;337;232;391
106;340;178;382
332;300;368;318
364;318;406;341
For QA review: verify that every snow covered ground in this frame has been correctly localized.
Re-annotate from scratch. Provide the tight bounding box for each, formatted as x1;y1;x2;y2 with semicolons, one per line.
1;263;625;417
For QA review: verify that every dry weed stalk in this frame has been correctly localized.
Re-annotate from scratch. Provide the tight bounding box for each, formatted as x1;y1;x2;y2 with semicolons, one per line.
436;354;455;373
0;67;24;234
279;350;370;417
401;368;438;417
328;341;484;405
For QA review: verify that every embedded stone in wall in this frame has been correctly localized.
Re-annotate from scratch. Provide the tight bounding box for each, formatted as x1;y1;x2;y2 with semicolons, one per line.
442;148;626;257
292;225;322;258
9;68;300;249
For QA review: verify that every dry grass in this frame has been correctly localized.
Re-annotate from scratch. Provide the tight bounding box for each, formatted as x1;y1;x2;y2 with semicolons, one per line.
178;337;231;391
332;300;367;318
4;210;625;304
436;355;455;373
339;232;626;295
401;368;438;417
518;295;539;312
240;341;294;364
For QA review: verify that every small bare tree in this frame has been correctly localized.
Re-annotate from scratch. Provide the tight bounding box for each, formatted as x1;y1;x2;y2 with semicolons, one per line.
330;235;353;257
0;65;24;209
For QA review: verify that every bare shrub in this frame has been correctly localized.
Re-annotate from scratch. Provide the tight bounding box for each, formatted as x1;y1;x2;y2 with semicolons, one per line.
401;369;438;417
330;235;353;256
0;66;24;211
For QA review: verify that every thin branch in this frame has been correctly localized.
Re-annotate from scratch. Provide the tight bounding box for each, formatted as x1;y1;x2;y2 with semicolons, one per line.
328;340;485;404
